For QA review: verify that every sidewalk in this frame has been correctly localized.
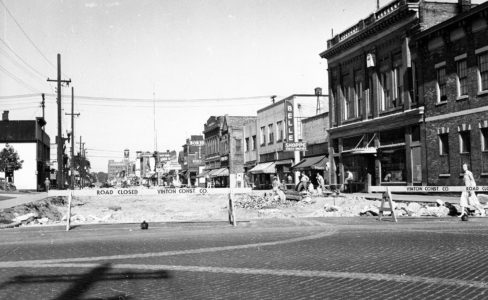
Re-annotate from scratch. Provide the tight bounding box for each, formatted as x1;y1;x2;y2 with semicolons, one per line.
0;192;48;210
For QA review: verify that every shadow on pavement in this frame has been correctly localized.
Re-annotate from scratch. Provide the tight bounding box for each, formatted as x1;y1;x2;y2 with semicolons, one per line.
0;262;172;300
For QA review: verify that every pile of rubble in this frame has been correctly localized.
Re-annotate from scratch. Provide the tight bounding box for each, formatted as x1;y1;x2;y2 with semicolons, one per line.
0;197;66;228
233;193;305;210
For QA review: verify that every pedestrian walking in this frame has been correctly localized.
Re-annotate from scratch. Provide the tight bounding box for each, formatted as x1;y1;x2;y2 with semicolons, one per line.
459;163;485;218
316;173;325;193
344;170;353;193
44;177;50;192
272;175;281;192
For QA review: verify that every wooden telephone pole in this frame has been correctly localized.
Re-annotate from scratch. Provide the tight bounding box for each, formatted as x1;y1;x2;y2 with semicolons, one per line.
65;87;79;189
47;54;71;189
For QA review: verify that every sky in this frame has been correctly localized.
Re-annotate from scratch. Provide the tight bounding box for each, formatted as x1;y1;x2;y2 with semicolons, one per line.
1;0;483;172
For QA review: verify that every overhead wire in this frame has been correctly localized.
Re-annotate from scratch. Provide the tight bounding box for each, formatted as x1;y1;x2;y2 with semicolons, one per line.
0;0;58;73
0;38;49;80
0;64;40;92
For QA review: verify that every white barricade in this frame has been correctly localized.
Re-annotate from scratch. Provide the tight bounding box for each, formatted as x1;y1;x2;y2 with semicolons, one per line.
47;188;252;231
369;186;488;193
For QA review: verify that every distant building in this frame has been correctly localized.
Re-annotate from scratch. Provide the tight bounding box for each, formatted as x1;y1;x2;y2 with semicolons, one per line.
181;135;205;187
293;111;330;186
243;118;258;187
202;115;255;188
107;160;127;182
0;111;50;190
320;0;472;190
249;94;327;189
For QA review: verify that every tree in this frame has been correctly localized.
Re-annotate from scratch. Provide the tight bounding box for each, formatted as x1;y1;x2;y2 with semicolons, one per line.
72;153;91;187
0;144;24;189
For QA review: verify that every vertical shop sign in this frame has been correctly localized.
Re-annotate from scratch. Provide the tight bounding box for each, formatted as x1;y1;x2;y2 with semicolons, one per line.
284;99;294;142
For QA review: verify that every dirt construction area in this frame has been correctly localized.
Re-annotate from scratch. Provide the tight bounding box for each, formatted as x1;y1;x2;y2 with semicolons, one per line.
2;190;485;228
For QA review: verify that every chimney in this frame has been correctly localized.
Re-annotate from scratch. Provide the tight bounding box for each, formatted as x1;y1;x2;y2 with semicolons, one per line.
459;0;471;13
2;110;9;121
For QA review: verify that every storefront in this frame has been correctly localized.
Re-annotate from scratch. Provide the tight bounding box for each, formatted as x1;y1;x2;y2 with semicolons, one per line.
248;162;276;189
207;168;229;188
292;155;328;188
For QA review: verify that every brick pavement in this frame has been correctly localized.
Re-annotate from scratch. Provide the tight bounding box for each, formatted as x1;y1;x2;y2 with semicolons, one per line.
1;219;488;299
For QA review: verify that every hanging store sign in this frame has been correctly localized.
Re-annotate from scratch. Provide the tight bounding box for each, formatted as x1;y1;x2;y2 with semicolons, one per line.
283;142;307;151
284;99;295;142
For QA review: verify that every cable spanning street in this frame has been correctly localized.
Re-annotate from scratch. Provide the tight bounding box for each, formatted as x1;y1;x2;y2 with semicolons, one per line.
1;218;488;299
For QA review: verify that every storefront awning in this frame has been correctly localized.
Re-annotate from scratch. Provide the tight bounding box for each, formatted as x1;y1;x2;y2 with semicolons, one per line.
275;159;293;166
292;155;328;171
208;168;229;177
248;162;276;174
196;170;210;178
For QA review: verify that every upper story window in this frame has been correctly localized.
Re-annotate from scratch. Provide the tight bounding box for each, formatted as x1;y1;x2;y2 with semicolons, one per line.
354;72;362;117
268;124;274;144
277;121;283;142
439;133;449;155
481;128;488;151
380;70;392;111
456;54;468;97
392;66;403;107
477;49;488;92
436;62;447;103
245;137;250;152
459;130;471;154
260;126;266;146
252;135;257;150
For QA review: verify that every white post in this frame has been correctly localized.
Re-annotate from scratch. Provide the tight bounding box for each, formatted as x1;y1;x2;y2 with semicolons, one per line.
66;190;72;231
228;189;237;226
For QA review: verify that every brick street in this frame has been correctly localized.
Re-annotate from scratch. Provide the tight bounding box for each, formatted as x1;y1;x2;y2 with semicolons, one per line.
1;217;488;299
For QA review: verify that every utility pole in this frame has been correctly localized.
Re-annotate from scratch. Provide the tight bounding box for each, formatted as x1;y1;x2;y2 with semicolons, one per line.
47;54;71;189
41;93;45;128
65;87;80;190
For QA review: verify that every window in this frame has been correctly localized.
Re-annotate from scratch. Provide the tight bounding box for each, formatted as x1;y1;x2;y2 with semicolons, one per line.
482;128;488;151
277;121;283;142
439;133;450;175
354;72;363;117
439;133;449;155
459;131;471;153
268;124;274;144
457;59;468;97
235;139;241;153
252;135;257;150
260;126;266;146
343;85;351;120
478;52;488;91
245;137;250;152
392;66;402;107
380;70;392;110
436;65;447;102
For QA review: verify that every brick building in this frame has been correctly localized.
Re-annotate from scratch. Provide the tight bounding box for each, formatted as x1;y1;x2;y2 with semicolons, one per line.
414;0;488;185
249;94;327;189
320;0;472;190
202;115;255;188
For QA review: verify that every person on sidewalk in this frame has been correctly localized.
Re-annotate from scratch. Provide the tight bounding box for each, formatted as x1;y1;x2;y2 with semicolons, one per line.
316;173;325;194
459;163;485;218
344;170;353;193
44;177;50;192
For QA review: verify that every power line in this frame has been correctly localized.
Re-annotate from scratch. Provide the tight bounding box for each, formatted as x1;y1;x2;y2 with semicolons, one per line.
0;0;58;72
0;38;48;80
53;94;273;103
0;64;40;92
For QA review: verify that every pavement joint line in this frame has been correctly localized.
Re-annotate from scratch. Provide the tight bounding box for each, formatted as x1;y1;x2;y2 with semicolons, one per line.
4;262;488;290
0;229;338;266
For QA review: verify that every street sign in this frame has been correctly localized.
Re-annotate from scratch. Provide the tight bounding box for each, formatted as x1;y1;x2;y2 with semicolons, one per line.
283;142;307;151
